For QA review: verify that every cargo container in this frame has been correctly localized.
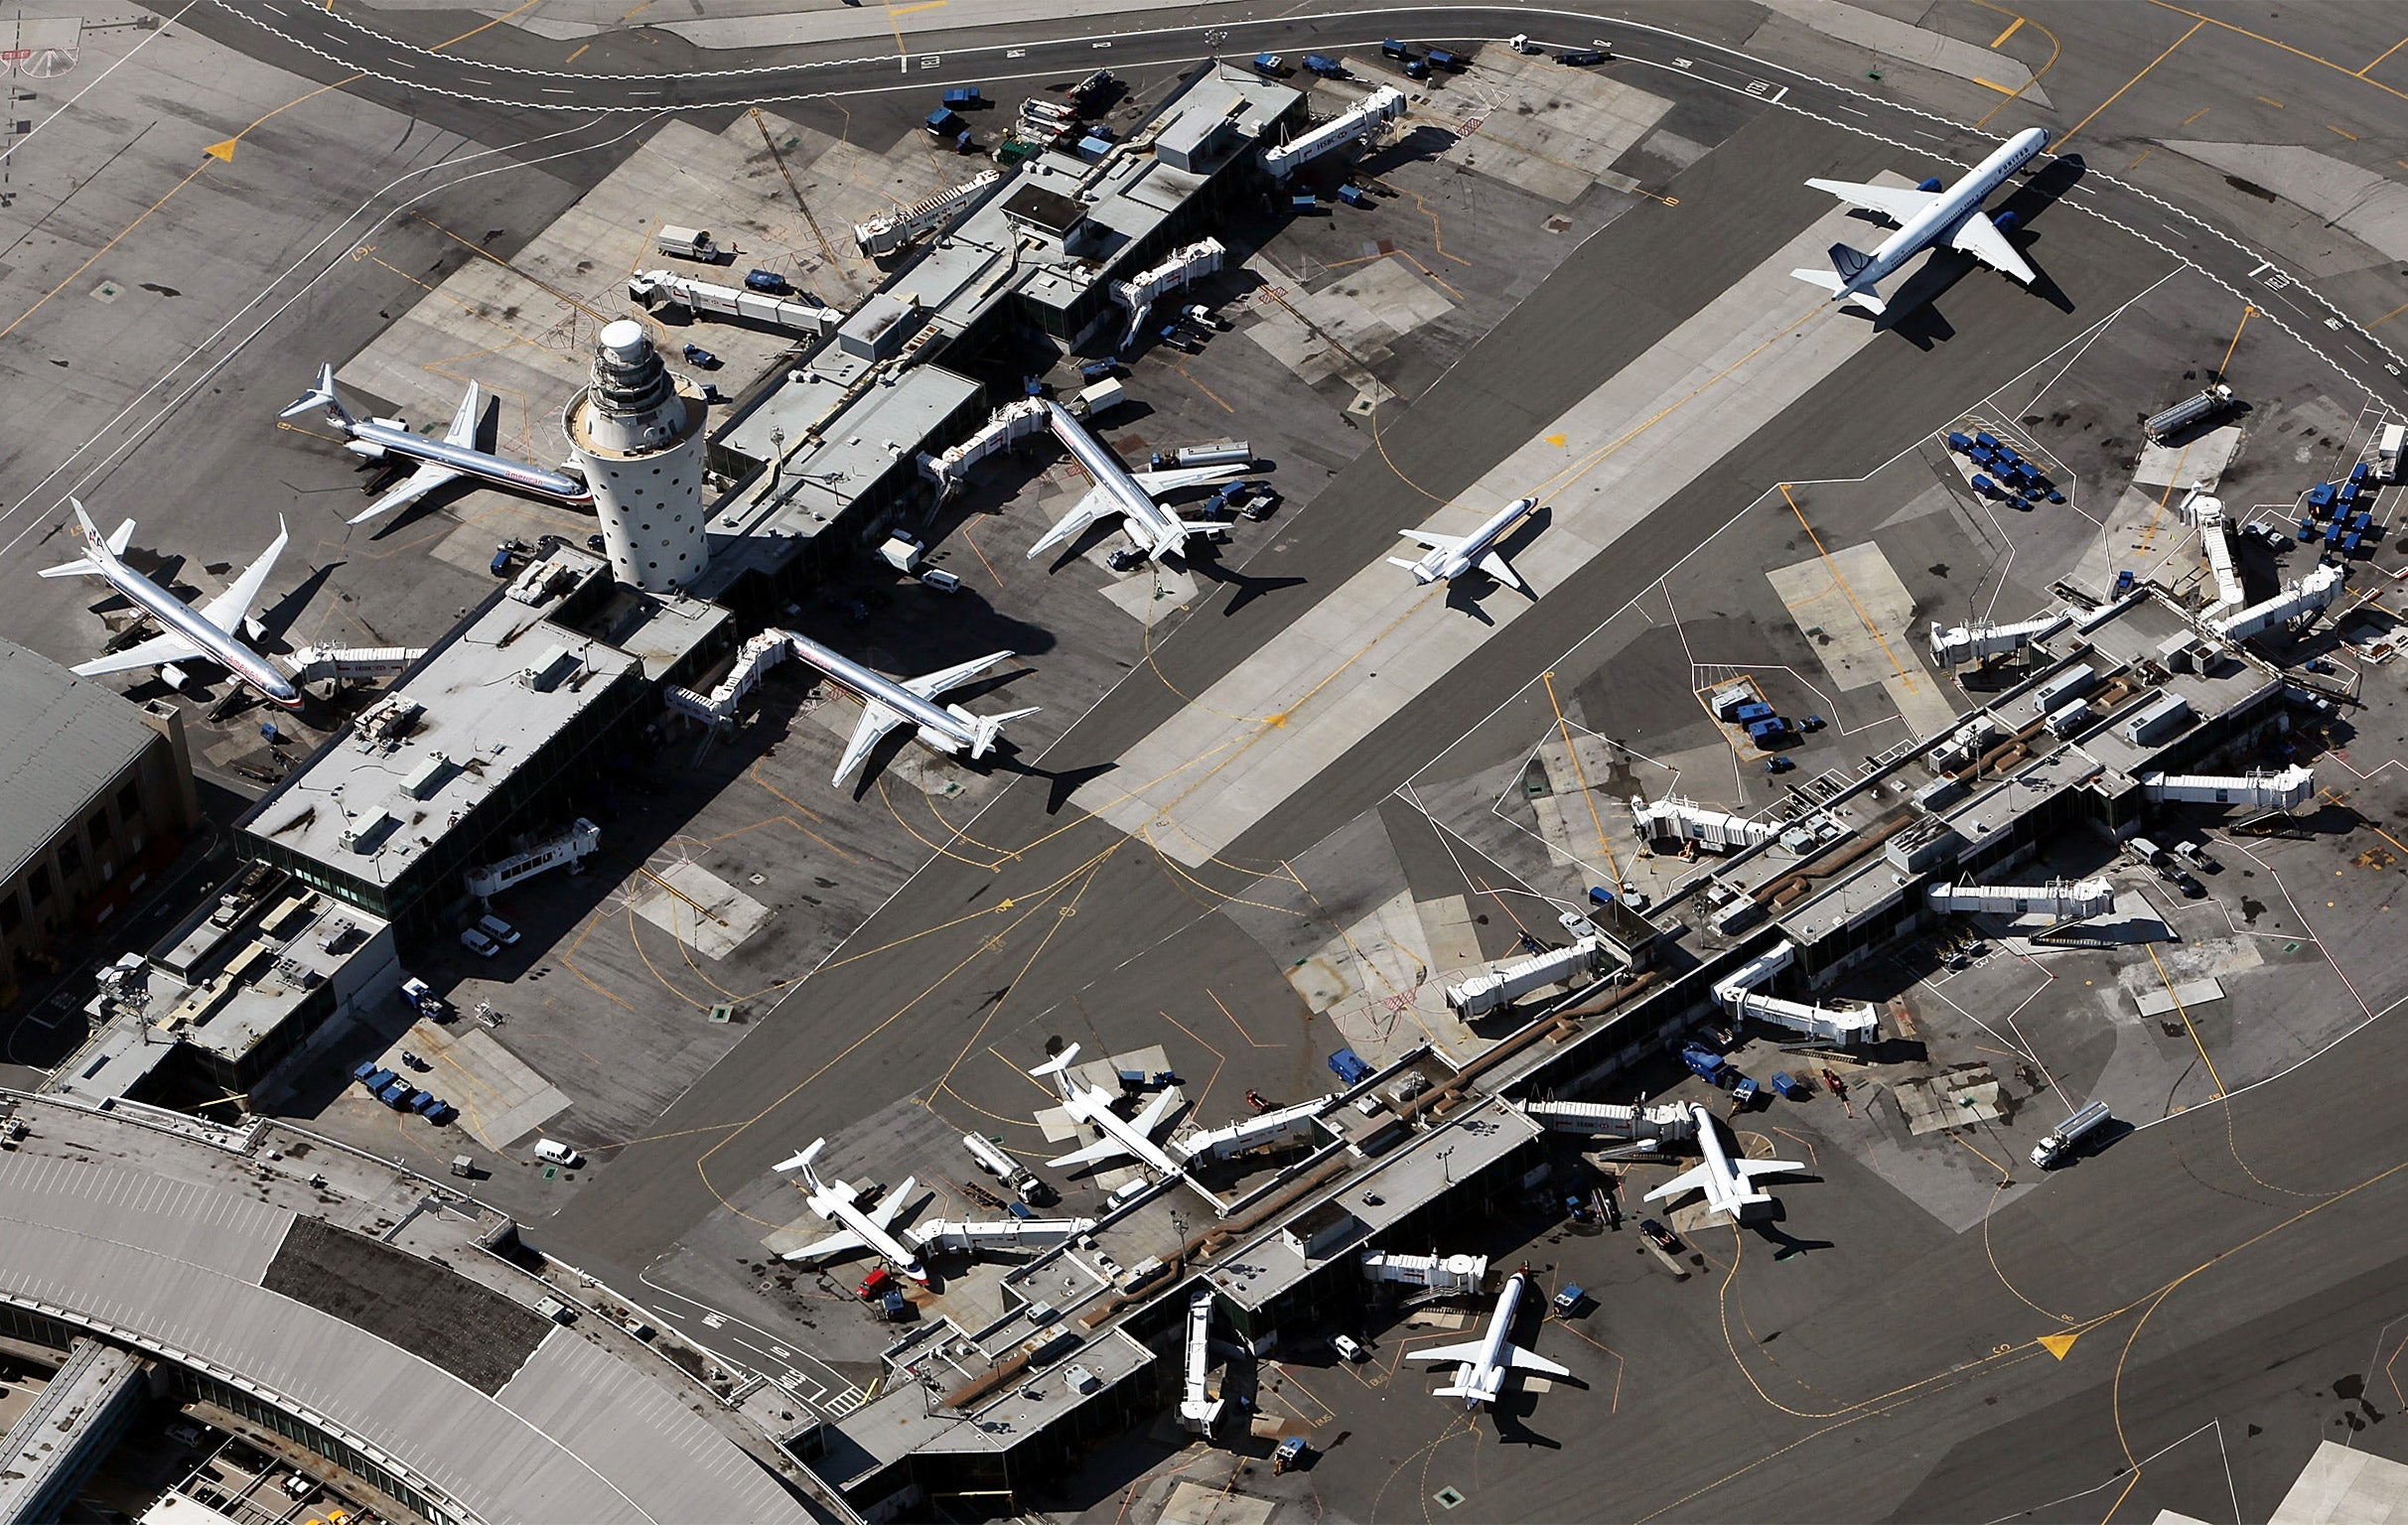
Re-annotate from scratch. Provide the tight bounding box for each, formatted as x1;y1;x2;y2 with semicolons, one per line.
1380;38;1416;60
358;1067;397;1094
1771;1071;1807;1101
377;1080;414;1110
925;107;967;139
1252;52;1286;75
941;86;982;107
1946;431;1974;452
1302;53;1346;76
1426;47;1468;70
1337;184;1370;208
2307;482;2337;514
1329;1047;1373;1087
1970;474;1998;497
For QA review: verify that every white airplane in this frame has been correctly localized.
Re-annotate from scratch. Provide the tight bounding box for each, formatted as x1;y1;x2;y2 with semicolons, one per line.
1029;1043;1186;1178
772;1138;929;1283
781;630;1038;787
1642;1103;1803;1222
1791;126;2050;316
39;500;301;709
1028;401;1245;564
1389;494;1540;589
280;364;594;525
1410;1268;1568;1411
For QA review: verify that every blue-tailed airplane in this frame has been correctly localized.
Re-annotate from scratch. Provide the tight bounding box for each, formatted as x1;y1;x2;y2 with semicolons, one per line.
1791;127;2049;316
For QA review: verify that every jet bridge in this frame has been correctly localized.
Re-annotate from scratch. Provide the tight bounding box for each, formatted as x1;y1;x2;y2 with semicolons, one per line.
1513;1099;1697;1142
907;1217;1093;1254
1630;794;1773;853
1180;1289;1224;1436
2214;564;2344;640
1261;85;1405;180
1110;238;1222;351
1176;1096;1333;1162
1928;613;2066;668
1713;941;1881;1044
627;269;840;338
2141;765;2316;810
1445;936;1607;1017
1360;1251;1488;1294
464;818;601;899
2180;492;2245;617
1927;878;2115;919
282;645;425;684
919;397;1050;494
852;169;1003;256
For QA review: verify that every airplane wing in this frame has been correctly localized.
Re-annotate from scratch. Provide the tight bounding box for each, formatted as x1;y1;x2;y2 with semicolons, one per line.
1130;1087;1182;1137
900;651;1015;701
869;1177;920;1230
72;630;207;678
1476;552;1525;592
1397;529;1469;552
1738;1157;1806;1179
1507;1344;1571;1378
1411;1339;1490;1366
1641;1163;1714;1203
833;698;911;786
1127;462;1246;496
1048;1136;1132;1172
199;518;290;636
779;1228;867;1264
1946;210;2038;284
1804;178;1943;224
442;381;484;447
1028;486;1119;558
351;460;463;525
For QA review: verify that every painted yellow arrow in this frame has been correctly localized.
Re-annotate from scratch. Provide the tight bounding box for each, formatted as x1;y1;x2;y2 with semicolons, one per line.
204;139;237;163
2038;1330;2079;1360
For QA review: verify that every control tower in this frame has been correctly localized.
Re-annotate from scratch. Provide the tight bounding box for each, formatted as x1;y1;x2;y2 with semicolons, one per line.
564;319;709;592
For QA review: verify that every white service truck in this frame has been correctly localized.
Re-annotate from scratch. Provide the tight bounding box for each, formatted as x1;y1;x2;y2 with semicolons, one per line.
2031;1100;2112;1168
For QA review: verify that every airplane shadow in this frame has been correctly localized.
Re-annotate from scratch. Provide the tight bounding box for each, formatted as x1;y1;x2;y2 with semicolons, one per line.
1830;155;2088;343
990;756;1118;816
257;561;343;646
1437;505;1552;624
1185;548;1308;617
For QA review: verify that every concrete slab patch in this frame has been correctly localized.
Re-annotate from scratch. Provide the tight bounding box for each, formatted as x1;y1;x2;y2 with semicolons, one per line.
1162;1480;1274;1525
2135;977;2226;1020
1285;956;1349;1013
1891;1066;2005;1135
1429;51;1675;203
409;1021;572;1150
630;859;773;960
2133;424;2243;489
1767;540;1956;737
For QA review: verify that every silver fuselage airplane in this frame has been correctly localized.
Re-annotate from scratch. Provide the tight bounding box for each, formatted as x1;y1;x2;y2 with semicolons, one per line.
281;364;592;524
40;500;300;708
1791;126;2050;315
773;1138;928;1282
1028;401;1244;564
1410;1269;1569;1410
1390;494;1540;589
1030;1043;1186;1178
779;630;1037;787
1642;1102;1803;1221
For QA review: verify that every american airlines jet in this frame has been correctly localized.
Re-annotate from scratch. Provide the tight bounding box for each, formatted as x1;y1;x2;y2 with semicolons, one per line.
1390;495;1541;589
39;500;301;708
1028;401;1245;565
1410;1268;1569;1410
1791;127;2050;316
280;364;593;525
1029;1043;1187;1178
773;1139;929;1283
1642;1103;1803;1222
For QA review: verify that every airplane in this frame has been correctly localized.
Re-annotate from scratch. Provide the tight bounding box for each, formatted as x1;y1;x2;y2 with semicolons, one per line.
779;630;1038;787
1028;1043;1187;1178
1641;1102;1803;1222
1028;401;1246;565
771;1137;929;1283
279;364;594;525
39;499;302;709
1389;494;1541;590
1410;1268;1569;1411
1790;126;2051;316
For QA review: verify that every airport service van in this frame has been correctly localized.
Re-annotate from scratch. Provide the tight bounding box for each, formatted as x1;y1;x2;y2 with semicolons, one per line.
655;226;717;261
2032;1101;2111;1168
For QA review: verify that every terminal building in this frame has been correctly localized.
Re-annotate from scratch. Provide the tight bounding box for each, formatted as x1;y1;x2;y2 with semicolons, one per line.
0;639;199;1009
784;587;2331;1517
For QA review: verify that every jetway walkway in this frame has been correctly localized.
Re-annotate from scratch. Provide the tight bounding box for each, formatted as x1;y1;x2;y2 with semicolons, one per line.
853;170;1003;256
920;397;1049;494
1445;937;1606;1017
1177;1096;1333;1162
1261;86;1405;181
908;1217;1094;1254
1713;941;1880;1044
1111;238;1222;352
283;645;425;684
1928;613;2065;668
1927;878;2116;920
464;818;600;899
1513;1099;1696;1142
1360;1250;1487;1294
2142;764;2316;810
2215;564;2344;640
1180;1289;1223;1436
1630;794;1773;853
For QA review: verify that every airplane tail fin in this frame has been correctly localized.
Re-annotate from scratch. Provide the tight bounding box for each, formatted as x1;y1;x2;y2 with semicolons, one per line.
40;499;112;578
1828;241;1876;282
1789;251;1887;314
1432;1385;1486;1409
279;363;352;425
964;706;1042;762
1031;1043;1080;1081
772;1138;828;1187
1386;556;1441;583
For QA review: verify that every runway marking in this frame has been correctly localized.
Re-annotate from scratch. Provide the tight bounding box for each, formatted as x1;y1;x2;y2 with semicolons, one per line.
2056;18;2202;153
2146;0;2408;108
1204;987;1279;1049
1774;483;1927;703
2179;105;2210;125
2255;94;2285;107
564;42;589;64
2327;123;2360;141
2217;302;2255;376
1989;16;2024;49
2145;941;2226;1098
2363;33;2408;76
1540;670;1621;881
1964;0;2058;130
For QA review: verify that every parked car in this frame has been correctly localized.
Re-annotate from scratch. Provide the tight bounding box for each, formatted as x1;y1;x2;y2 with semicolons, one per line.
460;926;499;958
478;913;521;945
1638;1217;1683;1254
744;268;788;293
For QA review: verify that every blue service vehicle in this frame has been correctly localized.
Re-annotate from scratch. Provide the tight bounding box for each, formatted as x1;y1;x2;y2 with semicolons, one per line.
1252;52;1286;75
924;107;967;140
1329;1047;1374;1087
941;86;982;108
1970;474;1999;497
377;1079;414;1110
1680;1042;1733;1084
1427;48;1469;70
1337;184;1371;208
744;268;788;293
1771;1070;1807;1100
1301;53;1346;76
357;1066;397;1094
1946;431;1974;452
1730;1075;1760;1110
1974;431;2001;451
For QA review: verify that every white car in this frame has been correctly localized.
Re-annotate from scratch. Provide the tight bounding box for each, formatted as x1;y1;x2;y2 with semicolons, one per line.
477;913;521;945
460;926;499;958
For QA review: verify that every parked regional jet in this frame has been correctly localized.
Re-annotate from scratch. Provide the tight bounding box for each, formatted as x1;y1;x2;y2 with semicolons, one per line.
779;630;1037;787
1029;1043;1186;1178
772;1138;929;1282
1389;495;1541;589
40;500;300;708
280;364;593;525
1791;126;2050;316
1410;1268;1569;1410
1641;1103;1802;1222
1028;401;1245;564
